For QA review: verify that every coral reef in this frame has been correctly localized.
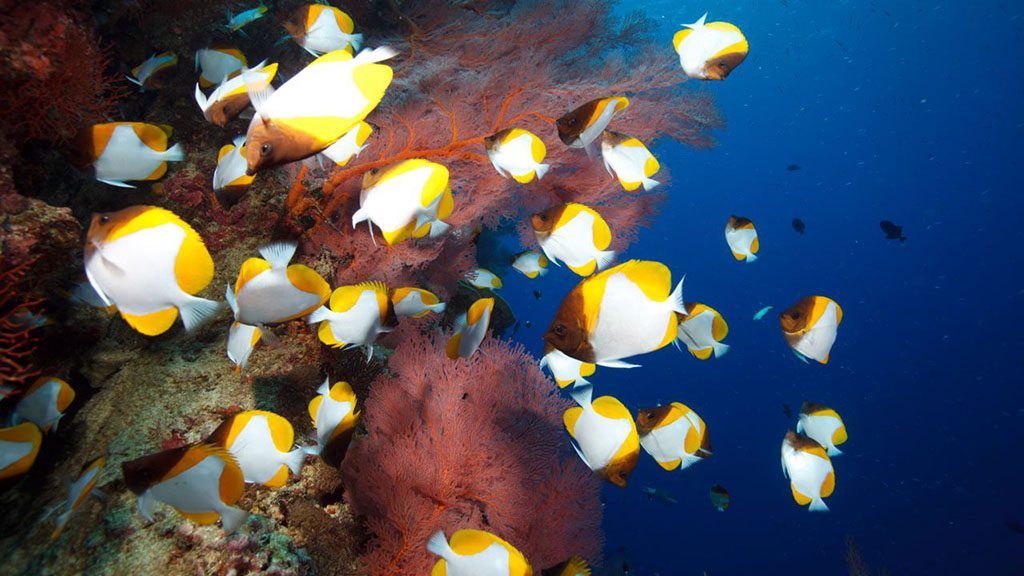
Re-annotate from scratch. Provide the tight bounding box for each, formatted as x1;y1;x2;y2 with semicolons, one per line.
0;257;43;398
342;327;603;575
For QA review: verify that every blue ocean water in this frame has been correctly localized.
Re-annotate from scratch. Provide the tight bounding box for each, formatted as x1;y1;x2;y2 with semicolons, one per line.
502;1;1024;574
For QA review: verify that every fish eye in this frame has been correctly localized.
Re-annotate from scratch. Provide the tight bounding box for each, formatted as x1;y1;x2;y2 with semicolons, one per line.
370;168;379;175
260;143;272;156
554;324;567;336
99;215;109;224
790;312;802;319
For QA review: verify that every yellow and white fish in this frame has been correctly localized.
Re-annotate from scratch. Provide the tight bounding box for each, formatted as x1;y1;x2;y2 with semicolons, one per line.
532;203;615;277
212;136;255;207
244;47;395;174
307;379;359;467
600;130;660;191
390;287;445;319
84;206;220;336
636;402;711;471
352;158;453;245
781;430;835;512
75;123;184;188
556;96;630;156
540;347;595;389
484;128;550;183
226;321;261;372
544;260;686;368
465;268;502;289
308;282;397;359
206;410;305;487
675;302;729;359
52;456;106;539
196;45;247;88
779;296;842;364
797;402;847;457
725;215;759;262
511;251;549;279
427;529;532;576
126;52;178;90
195;61;278;127
673;14;749;80
0;423;42;481
563;382;639;487
123;443;248;532
284;4;363;56
226;241;330;327
13;376;75;432
446;297;494;360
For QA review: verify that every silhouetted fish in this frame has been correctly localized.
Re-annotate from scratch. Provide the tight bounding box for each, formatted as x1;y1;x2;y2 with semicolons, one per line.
880;220;907;242
533;290;542;300
1007;520;1024;535
792;218;805;234
787;164;801;171
783;403;793;419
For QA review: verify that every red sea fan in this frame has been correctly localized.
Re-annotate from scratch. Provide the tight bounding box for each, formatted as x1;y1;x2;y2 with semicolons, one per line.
0;257;43;399
341;327;603;575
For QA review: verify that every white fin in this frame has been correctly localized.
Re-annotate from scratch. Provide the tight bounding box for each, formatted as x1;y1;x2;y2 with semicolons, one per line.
351;207;369;228
808;497;829;513
584;138;601;158
570;440;593;470
669;275;686;314
220;507;249;533
602;153;614;176
306;306;332;325
302;444;321;456
711;341;730;358
685;13;708;29
224;284;238;315
595;250;616;271
428;302;446;314
125;75;143;87
641;177;660;191
317;377;330;395
793;350;810;364
353;46;398;65
598;359;641;369
194;83;210;111
428;221;450;238
97;178;135;188
162;143;185;163
414;212;432;229
426;531;454;560
348;33;364;52
796;420;804;434
283;448;306;475
137;491;156;522
827;446;843;457
534;163;550;180
259;241;297;269
569;381;593;408
745;253;758;263
365;344;374;363
241;67;275;119
179;296;222;331
232;135;247;148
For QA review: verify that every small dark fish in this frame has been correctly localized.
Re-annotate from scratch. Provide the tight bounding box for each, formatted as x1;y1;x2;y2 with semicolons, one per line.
533;290;542;300
1007;520;1024;535
782;403;793;419
642;486;678;505
710;484;730;511
880;220;907;242
525;320;532;328
787;164;801;172
792;218;806;234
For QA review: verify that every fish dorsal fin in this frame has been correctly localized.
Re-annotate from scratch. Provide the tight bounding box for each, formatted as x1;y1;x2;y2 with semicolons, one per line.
217;143;236;163
328;285;369;313
592;395;630;421
286;265;330;301
448;530;498;556
329;381;357;404
130;123;169;152
390;287;412;304
466;297;494;326
235;257;272;294
258;241;297;269
686;13;708;29
241;67;275;120
673;28;693;51
617;260;673;301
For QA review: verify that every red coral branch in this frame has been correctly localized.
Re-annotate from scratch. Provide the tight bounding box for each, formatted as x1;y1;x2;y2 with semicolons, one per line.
0;257;43;398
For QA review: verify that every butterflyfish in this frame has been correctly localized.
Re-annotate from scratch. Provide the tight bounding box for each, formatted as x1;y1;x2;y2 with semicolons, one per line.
484;127;550;183
781;430;835;512
563;382;639;488
244;46;395;174
600;130;660;191
84;206;220;336
307;379;359;467
74;123;185;188
725;215;759;262
779;296;842;364
511;251;549;279
556;96;630;156
532;203;616;277
12;376;75;432
544;260;686;368
466;268;502;290
636;402;711;471
226;321;261;372
284;4;363;56
540;347;595;389
673;13;748;80
206;410;305;487
709;484;730;511
0;423;42;482
390;287;446;319
195;61;278;128
52;456;106;539
675;302;729;360
122;443;249;532
797;402;847;456
542;556;591;576
427;529;532;576
212;136;255;207
225;241;330;326
352;158;453;245
307;281;397;359
196;45;247;88
126;52;178;90
446;297;494;360
880;220;906;242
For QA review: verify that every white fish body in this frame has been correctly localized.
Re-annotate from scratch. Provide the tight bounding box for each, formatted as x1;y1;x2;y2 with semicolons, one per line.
0;437;34;471
725;226;758;262
226;415;304;484
488;131;549;182
320;121;371;166
312;380;355;450
446;299;493;360
226;321;260;370
511;252;548;279
127;53;177;88
589;271;685;366
676;309;729;358
213;136;249;191
302;8;363;56
308;290;388;351
797;413;845;456
231;242;323;326
93;125;184;187
568;384;630;472
601;138;659;191
639;410;705;471
196;48;246;86
540;349;592;388
794;302;840;363
539;209;615;274
781;437;834;512
427;532;511;576
356;166;438;238
675;14;746;80
54;459;104;537
13;379;63;431
137;454;249;532
392;289;445;318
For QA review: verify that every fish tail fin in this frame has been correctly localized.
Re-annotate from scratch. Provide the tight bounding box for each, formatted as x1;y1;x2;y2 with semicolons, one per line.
808;498;829;513
642;176;660;191
258;241;298;269
426;531;454;560
283;448;306;475
669;275;686;314
354;46;398;65
429;302;446;314
224;284;238;315
595;250;617;271
745;252;758;263
534;163;550;180
428;220;450;238
352;207;369;228
194;83;208;110
178;296;222;331
685;13;708;28
220;507;249;533
711;341;730;358
569;380;593;408
827;446;843;457
349;33;364;51
306;306;332;325
162;143;185;163
317;377;330;395
302;444;321;456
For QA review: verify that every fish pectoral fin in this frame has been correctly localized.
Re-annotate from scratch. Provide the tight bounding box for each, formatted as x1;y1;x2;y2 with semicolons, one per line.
570;440;593;470
597;359;641;369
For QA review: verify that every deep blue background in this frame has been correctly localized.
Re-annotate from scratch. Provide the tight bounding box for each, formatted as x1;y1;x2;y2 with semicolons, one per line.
497;1;1024;574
